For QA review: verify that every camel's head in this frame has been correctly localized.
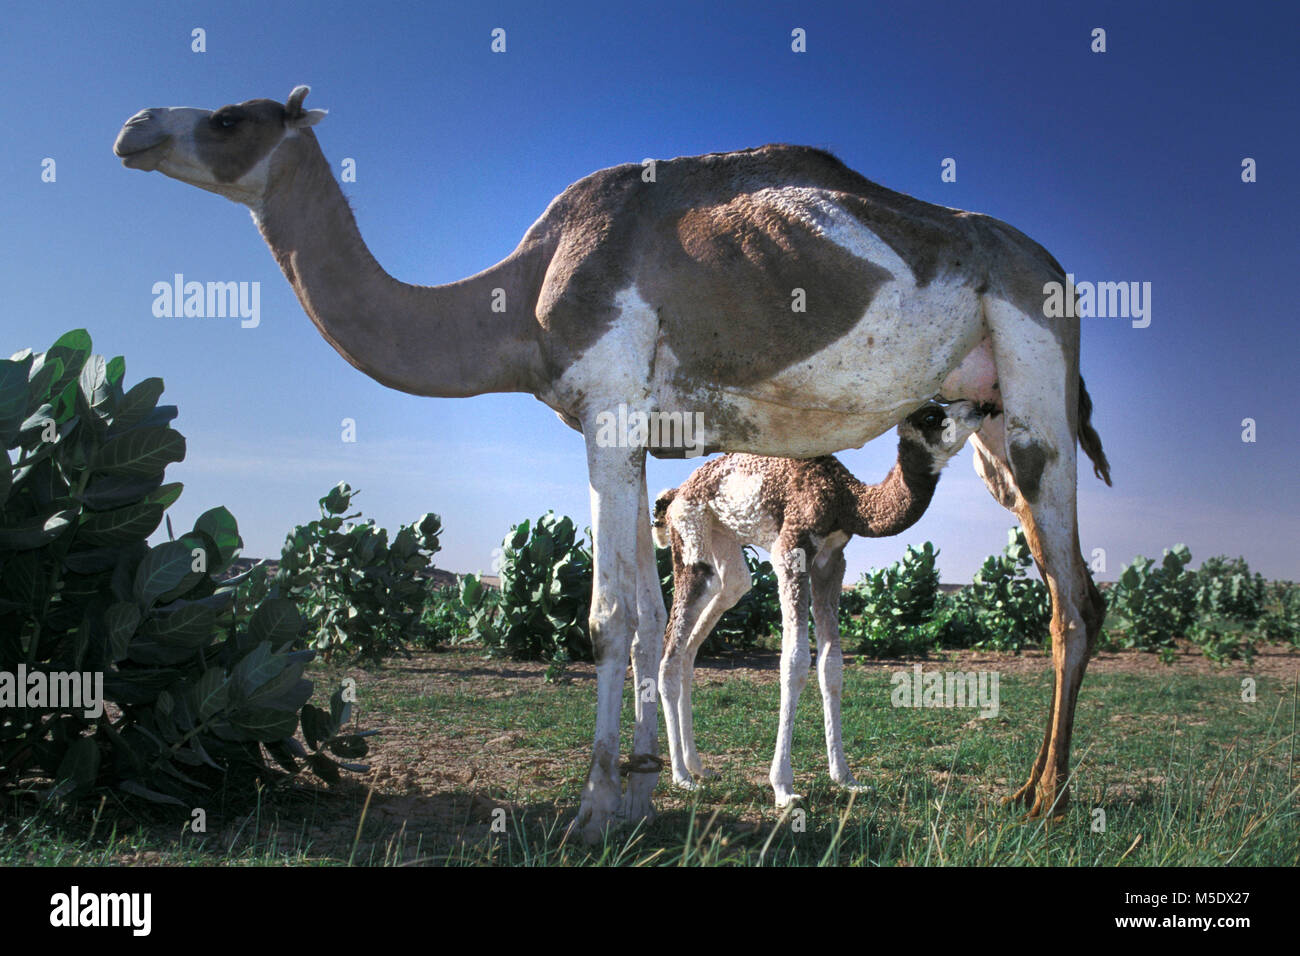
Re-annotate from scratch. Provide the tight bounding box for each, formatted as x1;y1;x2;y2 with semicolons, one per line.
898;400;987;472
113;86;327;207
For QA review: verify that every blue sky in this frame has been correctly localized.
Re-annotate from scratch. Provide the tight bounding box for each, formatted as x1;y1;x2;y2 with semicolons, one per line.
1;0;1296;583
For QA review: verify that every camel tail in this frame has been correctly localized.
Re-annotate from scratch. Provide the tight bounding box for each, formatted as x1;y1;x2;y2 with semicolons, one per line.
651;488;677;549
1077;376;1112;486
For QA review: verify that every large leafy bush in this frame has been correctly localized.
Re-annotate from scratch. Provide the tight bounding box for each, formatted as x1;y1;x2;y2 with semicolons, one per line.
418;584;473;649
841;542;942;657
276;482;442;662
465;512;594;670
1192;555;1267;622
0;330;367;806
1101;545;1196;659
948;528;1052;652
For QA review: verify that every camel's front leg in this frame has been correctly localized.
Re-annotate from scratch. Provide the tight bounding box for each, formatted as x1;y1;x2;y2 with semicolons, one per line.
569;439;645;844
770;542;812;808
624;476;666;823
811;545;869;792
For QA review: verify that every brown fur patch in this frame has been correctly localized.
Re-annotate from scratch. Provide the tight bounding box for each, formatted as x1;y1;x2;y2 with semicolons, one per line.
1008;438;1055;503
526;144;1072;385
194;99;291;183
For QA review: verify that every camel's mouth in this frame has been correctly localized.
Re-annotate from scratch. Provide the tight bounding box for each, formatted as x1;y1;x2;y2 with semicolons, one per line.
113;111;171;170
115;141;169;170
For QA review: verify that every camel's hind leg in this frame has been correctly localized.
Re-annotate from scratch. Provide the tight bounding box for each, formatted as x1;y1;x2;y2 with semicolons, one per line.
976;298;1106;819
810;543;867;792
680;537;750;778
659;522;747;789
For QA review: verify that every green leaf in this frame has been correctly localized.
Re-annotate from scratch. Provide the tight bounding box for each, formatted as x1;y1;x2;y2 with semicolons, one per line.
78;353;109;411
133;541;197;607
0;448;10;508
26;356;63;414
90;426;185;476
105;602;141;661
144;482;184;510
44;330;92;402
106;355;126;388
0;355;32;441
300;704;334;750
52;737;100;798
191;669;229;721
249;598;303;648
306;752;341;783
326;734;369;758
137;604;215;644
80;473;164;510
118;780;187;806
194;506;241;567
230;642;281;698
320;482;353;515
78;501;166;545
229;706;301;741
0;508;75;550
114;377;165;429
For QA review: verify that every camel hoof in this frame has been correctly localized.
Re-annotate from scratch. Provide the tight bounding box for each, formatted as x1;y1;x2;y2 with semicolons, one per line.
1001;782;1036;809
621;772;658;824
672;776;700;792
565;807;614;846
774;793;804;809
568;780;623;845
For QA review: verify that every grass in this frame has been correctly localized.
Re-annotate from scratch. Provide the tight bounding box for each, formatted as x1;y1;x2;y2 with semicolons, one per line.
1;646;1296;866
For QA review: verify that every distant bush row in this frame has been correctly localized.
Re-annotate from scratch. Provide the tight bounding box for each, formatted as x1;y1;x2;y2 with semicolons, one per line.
444;517;1298;672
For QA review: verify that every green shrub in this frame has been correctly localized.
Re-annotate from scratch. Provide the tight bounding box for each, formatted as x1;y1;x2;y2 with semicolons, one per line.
418;584;472;649
469;513;594;673
1187;618;1257;665
949;528;1052;652
276;482;442;662
0;330;368;806
1101;545;1196;656
841;542;941;657
1258;581;1300;646
1192;555;1267;622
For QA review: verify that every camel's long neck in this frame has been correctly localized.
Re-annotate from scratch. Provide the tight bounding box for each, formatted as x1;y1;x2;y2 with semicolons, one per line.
252;132;548;398
846;439;941;538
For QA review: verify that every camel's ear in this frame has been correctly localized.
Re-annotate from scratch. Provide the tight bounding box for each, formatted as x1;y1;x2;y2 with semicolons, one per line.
285;85;327;128
289;109;328;128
